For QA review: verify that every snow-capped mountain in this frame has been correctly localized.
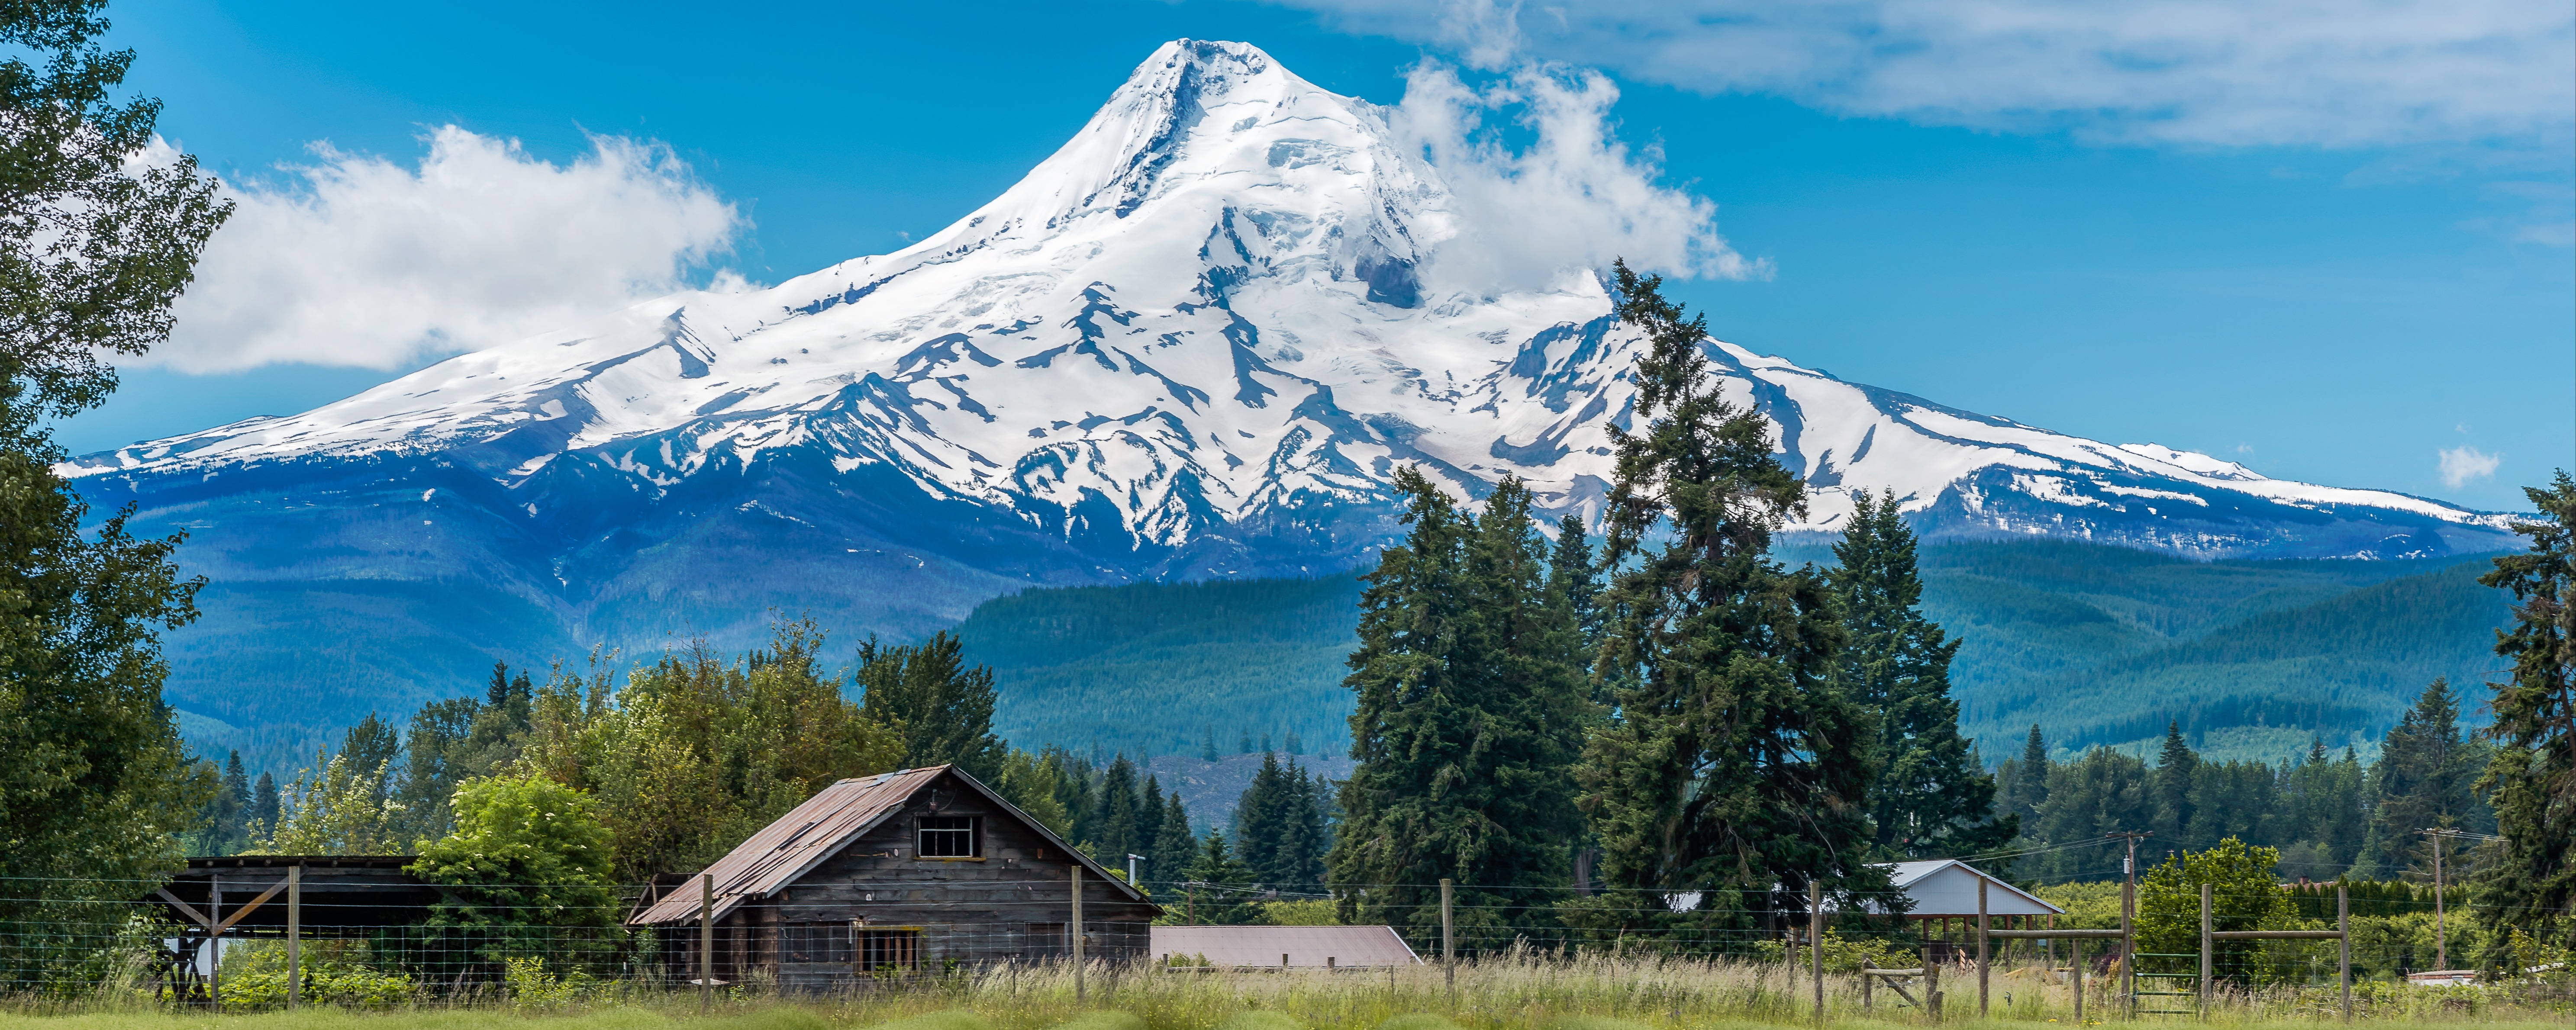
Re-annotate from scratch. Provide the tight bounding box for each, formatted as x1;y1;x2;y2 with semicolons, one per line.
67;40;2516;721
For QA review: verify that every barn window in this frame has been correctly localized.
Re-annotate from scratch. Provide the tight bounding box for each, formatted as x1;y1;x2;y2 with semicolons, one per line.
858;929;919;971
918;815;979;858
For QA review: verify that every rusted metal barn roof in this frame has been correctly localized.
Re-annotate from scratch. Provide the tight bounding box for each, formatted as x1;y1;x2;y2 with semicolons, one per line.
630;764;1147;926
1151;925;1421;967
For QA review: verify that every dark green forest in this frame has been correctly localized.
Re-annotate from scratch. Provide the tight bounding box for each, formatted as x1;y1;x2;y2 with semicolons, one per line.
957;538;2508;766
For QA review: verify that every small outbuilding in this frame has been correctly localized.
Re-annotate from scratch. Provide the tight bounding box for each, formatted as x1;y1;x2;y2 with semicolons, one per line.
1151;925;1420;969
631;764;1158;991
1881;859;2066;960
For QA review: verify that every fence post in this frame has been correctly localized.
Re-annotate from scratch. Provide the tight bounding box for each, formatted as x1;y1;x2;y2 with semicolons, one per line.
2198;881;2213;1019
1072;863;1086;1003
700;873;714;1014
2071;937;2083;1020
209;875;222;1009
1441;878;1454;1005
1976;877;1990;1017
2337;885;2351;1024
286;865;301;1010
1810;879;1824;1024
1924;941;1941;1023
1861;962;1873;1010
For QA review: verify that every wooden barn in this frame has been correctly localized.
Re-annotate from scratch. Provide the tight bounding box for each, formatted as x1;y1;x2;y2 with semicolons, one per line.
630;764;1158;991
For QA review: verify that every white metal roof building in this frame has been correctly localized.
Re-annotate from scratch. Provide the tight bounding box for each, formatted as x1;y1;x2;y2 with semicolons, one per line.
1151;925;1421;968
1883;859;2064;920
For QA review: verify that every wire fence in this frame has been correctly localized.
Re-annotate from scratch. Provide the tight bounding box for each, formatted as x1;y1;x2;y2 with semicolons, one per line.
0;875;2564;1013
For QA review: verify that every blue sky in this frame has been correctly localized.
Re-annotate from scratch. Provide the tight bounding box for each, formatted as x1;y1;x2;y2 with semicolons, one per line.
81;0;2574;512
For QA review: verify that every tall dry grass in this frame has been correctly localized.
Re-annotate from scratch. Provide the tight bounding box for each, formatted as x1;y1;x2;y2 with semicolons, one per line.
1;950;2564;1030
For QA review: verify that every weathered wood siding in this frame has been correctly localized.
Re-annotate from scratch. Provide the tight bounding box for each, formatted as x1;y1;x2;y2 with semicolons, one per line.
658;770;1158;993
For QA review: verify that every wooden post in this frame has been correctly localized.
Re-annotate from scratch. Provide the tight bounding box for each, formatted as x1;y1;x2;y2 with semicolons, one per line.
1976;878;1990;1017
700;873;714;1014
208;876;222;1008
1924;941;1942;1023
1441;879;1455;1004
286;866;301;1010
1072;863;1086;1003
2071;937;2084;1020
1810;879;1825;1024
2198;881;2213;1019
2337;885;2351;1024
1861;962;1874;1010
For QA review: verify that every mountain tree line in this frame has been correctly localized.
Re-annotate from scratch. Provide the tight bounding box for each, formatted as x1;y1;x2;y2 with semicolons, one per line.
1328;264;2010;949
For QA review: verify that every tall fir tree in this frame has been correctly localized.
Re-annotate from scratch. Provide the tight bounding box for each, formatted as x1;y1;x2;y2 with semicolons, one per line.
2151;721;2198;841
1999;725;2051;826
1147;792;1197;893
855;631;1008;782
1092;755;1141;861
250;771;280;837
1328;471;1594;943
2473;470;2575;949
1237;752;1328;894
1576;261;1884;933
1182;830;1259;924
2368;678;2493;875
1830;489;2015;858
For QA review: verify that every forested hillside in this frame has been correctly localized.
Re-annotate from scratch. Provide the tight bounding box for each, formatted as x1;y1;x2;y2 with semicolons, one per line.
957;539;2509;766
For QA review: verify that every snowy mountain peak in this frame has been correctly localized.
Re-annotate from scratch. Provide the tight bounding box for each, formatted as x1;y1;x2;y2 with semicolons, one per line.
69;39;2515;592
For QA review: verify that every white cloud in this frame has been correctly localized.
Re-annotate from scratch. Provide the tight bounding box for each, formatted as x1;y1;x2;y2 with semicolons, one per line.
2438;445;2502;488
1288;0;2576;150
1394;61;1765;294
157;127;743;373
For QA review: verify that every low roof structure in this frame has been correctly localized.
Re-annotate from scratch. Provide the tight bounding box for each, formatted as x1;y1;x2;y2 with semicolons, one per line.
148;856;441;931
1152;925;1420;968
1883;859;2063;918
631;764;1149;927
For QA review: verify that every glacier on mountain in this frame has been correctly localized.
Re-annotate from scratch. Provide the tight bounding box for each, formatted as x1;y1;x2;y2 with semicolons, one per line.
63;41;2518;737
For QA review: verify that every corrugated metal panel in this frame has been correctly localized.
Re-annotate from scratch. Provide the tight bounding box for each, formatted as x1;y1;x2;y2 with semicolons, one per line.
632;766;944;926
1886;859;2063;917
1151;925;1421;967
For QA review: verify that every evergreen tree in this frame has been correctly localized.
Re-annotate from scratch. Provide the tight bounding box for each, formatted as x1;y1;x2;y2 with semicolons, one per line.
1147;792;1196;894
1831;489;2015;859
187;750;251;855
1138;774;1166;861
1577;261;1883;933
2368;679;2495;877
251;771;280;837
1092;755;1141;861
1998;725;2052;826
855;631;1008;781
1047;747;1097;848
2152;721;2198;841
1181;830;1258;924
1200;729;1219;762
1238;752;1328;894
2474;470;2576;947
339;712;400;806
0;0;229;961
2018;747;2154;882
1328;470;1593;943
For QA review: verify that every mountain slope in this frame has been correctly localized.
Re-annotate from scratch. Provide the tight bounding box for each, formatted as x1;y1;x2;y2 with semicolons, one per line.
64;39;2518;745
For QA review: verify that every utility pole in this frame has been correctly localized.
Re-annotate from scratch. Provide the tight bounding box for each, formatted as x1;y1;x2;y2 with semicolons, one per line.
2417;828;2452;970
2109;830;2153;1014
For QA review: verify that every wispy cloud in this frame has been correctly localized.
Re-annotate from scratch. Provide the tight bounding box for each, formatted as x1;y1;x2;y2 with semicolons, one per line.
2438;445;2502;488
1393;61;1766;294
1288;0;2576;150
156;127;744;373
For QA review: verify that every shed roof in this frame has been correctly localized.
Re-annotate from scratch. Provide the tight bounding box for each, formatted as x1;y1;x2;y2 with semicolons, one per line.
1151;925;1420;967
631;764;1148;926
1883;859;2062;918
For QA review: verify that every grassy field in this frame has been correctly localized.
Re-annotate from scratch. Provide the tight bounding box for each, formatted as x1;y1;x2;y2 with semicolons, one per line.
5;955;2563;1030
